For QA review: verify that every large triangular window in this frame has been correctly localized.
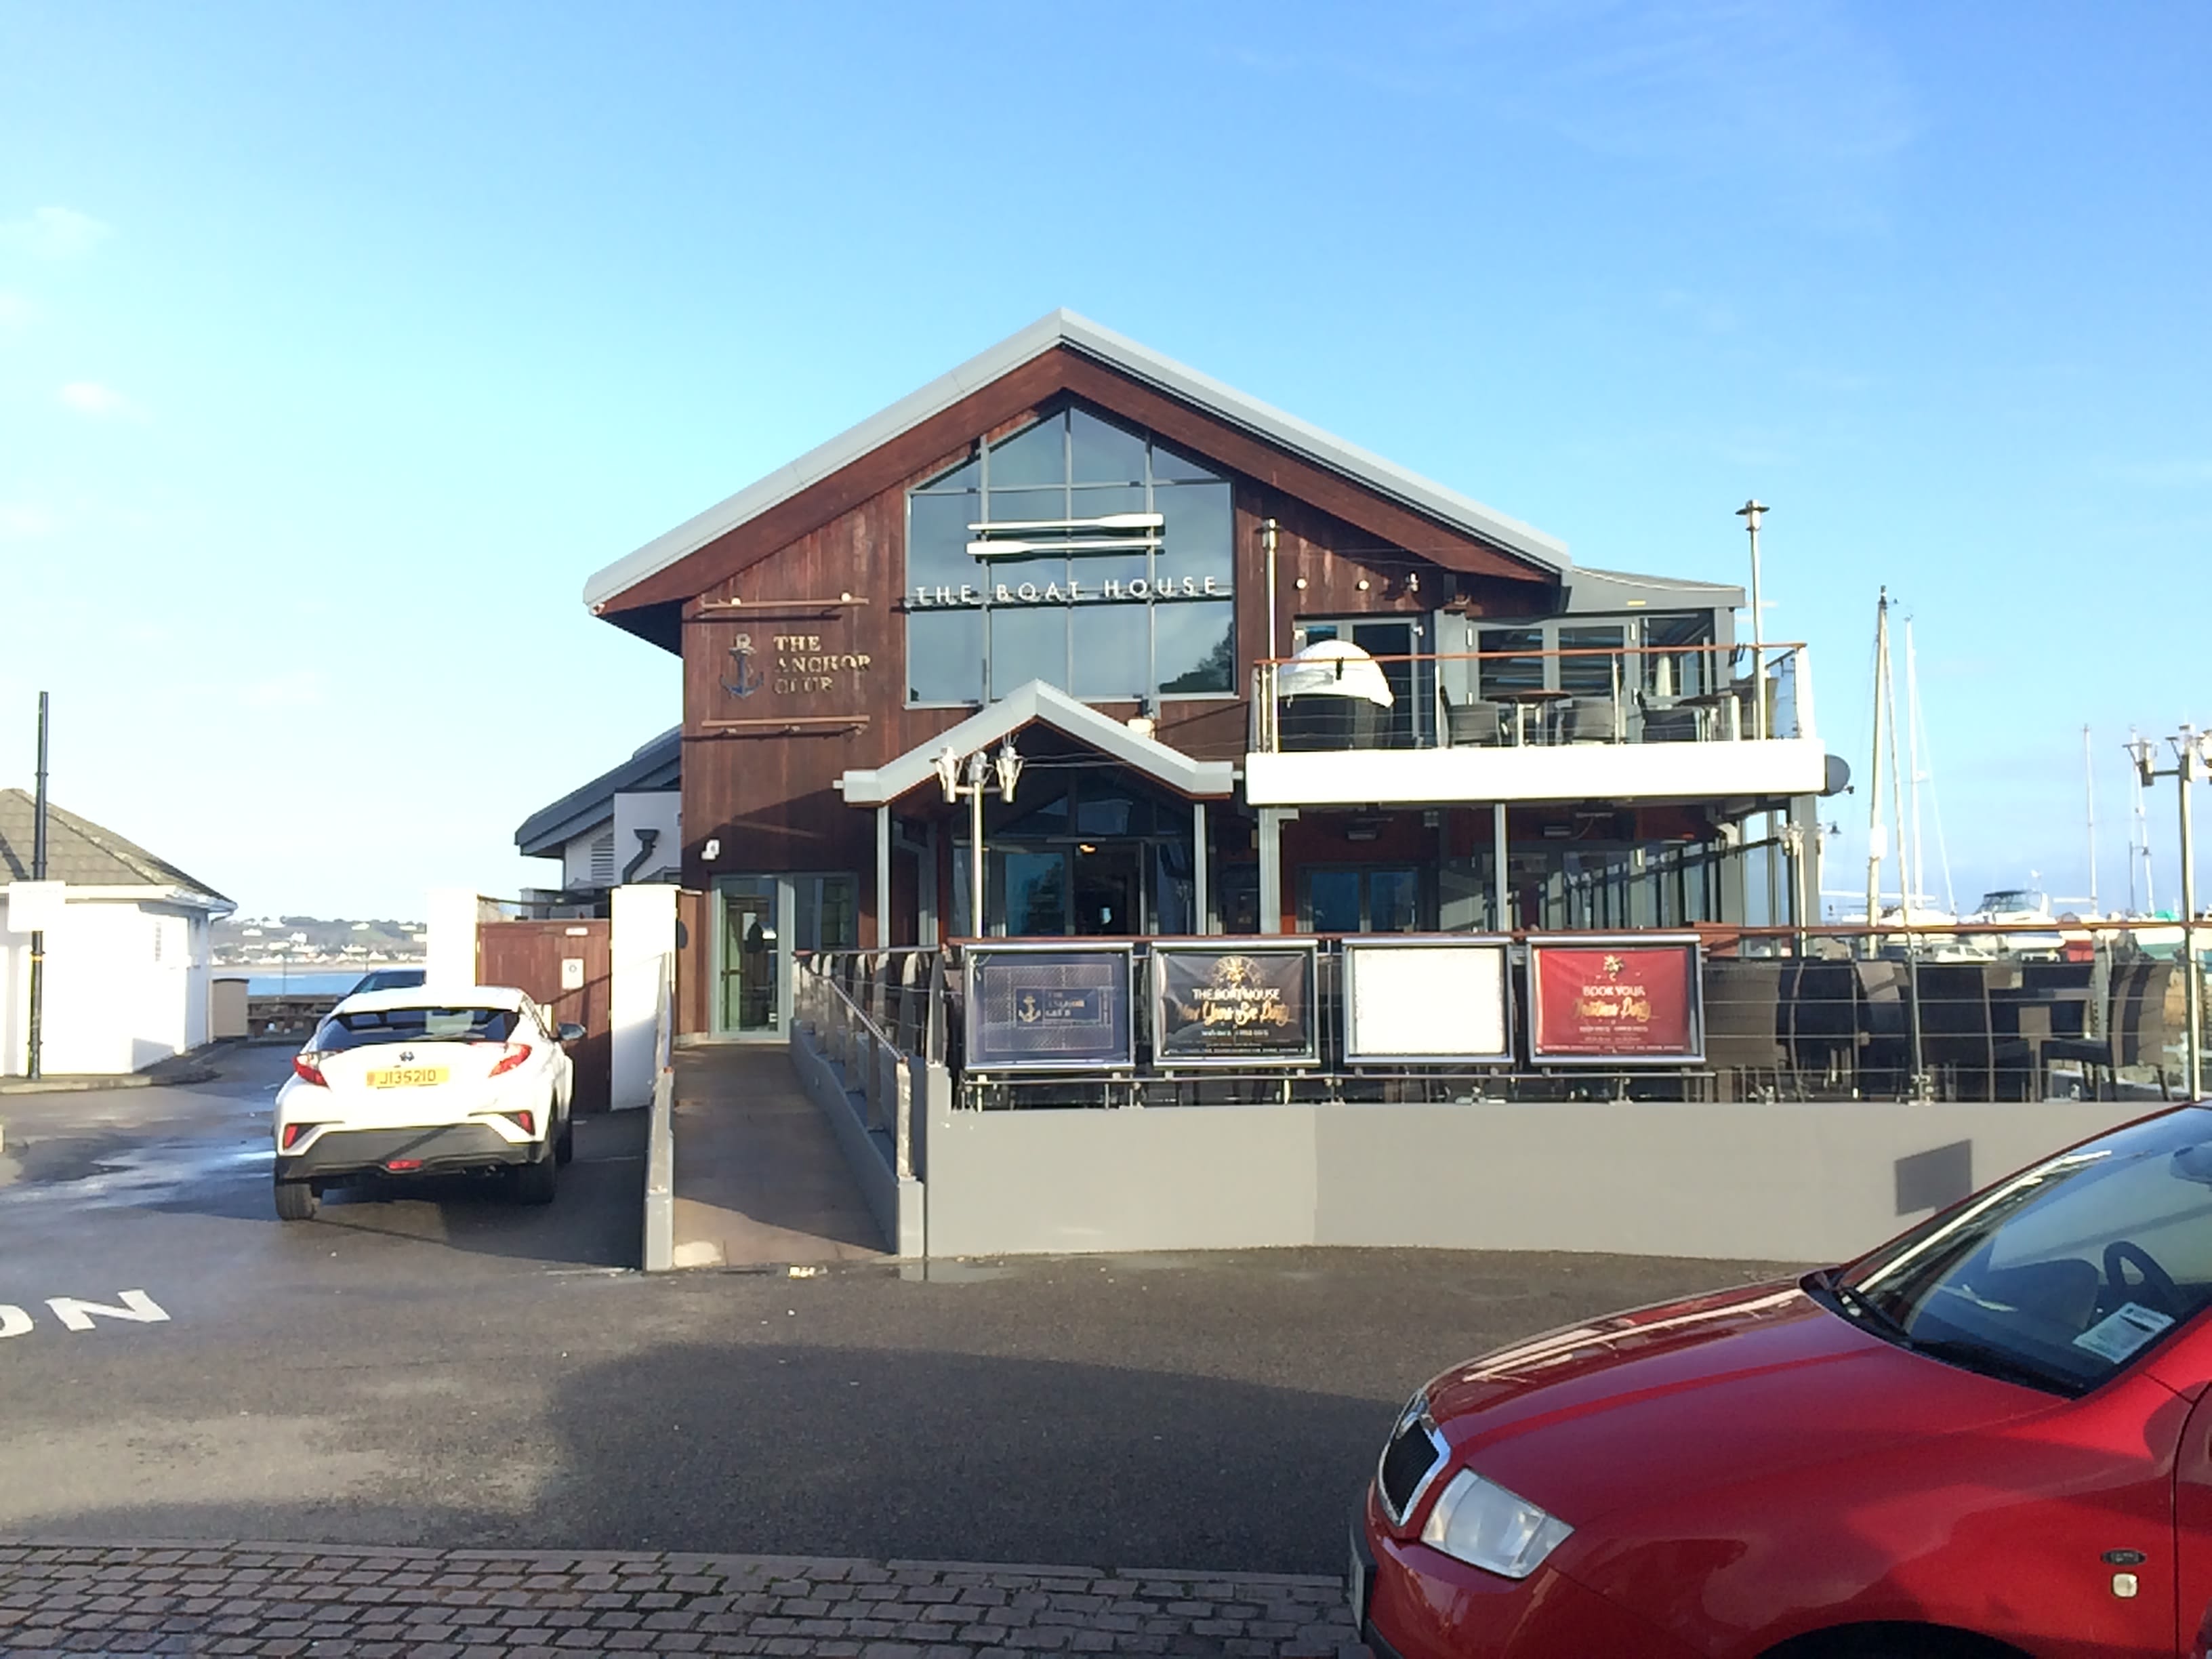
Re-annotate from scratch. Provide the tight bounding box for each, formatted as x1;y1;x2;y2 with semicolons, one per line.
905;402;1235;707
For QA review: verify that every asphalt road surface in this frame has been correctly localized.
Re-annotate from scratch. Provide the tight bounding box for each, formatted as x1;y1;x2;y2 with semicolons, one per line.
0;1045;1796;1573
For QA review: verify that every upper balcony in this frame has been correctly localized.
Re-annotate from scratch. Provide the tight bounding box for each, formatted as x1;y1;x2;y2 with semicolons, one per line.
1244;640;1829;808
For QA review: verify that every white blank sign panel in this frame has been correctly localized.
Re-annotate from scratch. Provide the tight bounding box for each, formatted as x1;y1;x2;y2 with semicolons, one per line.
1346;942;1510;1061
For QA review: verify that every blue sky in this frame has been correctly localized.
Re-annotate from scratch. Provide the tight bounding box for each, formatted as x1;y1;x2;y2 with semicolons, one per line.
3;1;2208;920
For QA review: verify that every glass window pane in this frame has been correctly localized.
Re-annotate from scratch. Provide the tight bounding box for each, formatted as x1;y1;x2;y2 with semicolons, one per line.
997;781;1071;838
1149;439;1225;484
908;491;981;594
908;609;983;704
917;451;981;492
982;485;1066;527
1155;599;1235;695
1069;407;1147;484
1479;628;1545;696
1075;783;1154;836
1070;600;1149;699
987;414;1065;487
1003;851;1067;936
1308;869;1361;934
1559;626;1624;695
1155;482;1234;588
1370;869;1421;932
1069;483;1148;586
989;604;1066;697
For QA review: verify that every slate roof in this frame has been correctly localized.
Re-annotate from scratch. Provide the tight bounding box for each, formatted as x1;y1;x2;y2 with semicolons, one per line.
583;308;1572;618
514;728;682;857
0;789;232;907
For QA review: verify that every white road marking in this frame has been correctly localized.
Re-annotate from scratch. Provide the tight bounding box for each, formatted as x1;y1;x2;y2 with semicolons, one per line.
0;1289;171;1336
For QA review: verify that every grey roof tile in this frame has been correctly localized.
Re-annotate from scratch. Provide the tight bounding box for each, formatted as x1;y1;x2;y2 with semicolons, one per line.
0;789;232;906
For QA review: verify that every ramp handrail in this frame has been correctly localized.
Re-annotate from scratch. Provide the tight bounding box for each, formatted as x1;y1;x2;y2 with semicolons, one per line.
796;952;915;1179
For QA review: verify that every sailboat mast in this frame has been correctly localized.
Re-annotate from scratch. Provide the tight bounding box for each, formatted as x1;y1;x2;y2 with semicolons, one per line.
1885;613;1914;933
1866;590;1890;944
2085;725;2098;916
1906;619;1926;918
2132;724;2156;914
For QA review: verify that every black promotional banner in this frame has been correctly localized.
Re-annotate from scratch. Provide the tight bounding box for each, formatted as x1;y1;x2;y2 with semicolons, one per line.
965;946;1135;1071
1152;943;1319;1066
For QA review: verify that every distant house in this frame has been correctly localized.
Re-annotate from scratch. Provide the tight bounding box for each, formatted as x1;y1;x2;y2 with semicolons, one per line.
0;790;234;1076
514;727;680;909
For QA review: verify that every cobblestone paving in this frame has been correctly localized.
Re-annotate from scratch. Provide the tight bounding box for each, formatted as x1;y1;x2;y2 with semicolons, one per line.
0;1542;1364;1658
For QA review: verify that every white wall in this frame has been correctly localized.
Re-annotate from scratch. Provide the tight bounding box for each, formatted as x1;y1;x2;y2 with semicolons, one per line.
612;791;680;884
0;897;216;1076
610;883;678;1109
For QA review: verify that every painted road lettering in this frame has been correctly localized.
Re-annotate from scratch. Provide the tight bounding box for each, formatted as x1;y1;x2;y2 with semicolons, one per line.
0;1288;169;1336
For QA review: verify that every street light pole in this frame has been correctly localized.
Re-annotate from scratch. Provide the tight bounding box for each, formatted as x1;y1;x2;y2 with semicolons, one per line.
27;691;49;1081
1735;501;1769;741
936;738;1023;940
2128;728;2206;1098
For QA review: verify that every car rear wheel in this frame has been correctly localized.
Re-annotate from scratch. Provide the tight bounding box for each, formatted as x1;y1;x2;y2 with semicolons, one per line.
511;1148;558;1205
274;1177;318;1221
554;1107;575;1167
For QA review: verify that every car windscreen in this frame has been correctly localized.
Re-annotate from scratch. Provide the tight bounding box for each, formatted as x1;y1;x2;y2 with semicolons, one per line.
1835;1107;2212;1395
312;1006;520;1051
348;968;428;995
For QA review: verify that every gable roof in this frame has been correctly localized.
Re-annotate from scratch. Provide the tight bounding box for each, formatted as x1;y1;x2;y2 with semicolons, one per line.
0;789;232;909
514;727;682;857
585;310;1571;646
837;680;1237;807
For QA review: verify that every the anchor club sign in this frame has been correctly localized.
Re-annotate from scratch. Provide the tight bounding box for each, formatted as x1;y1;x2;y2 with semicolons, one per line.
722;631;874;700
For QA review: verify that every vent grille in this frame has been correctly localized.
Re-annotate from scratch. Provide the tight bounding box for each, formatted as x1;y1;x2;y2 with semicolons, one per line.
1377;1395;1446;1523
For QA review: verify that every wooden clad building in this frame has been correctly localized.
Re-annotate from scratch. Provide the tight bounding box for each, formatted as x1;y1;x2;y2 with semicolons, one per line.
569;311;1830;1040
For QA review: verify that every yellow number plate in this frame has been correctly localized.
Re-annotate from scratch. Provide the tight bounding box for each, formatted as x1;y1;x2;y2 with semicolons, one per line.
365;1066;449;1089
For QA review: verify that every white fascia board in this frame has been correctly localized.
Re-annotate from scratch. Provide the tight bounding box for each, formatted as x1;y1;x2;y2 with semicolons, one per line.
38;884;236;917
1244;739;1831;808
583;310;1568;613
840;682;1236;806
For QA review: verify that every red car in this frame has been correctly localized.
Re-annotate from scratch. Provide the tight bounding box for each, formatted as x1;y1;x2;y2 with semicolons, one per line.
1353;1104;2212;1659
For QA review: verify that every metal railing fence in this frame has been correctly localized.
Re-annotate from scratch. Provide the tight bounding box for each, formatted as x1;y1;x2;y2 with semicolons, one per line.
799;919;2209;1112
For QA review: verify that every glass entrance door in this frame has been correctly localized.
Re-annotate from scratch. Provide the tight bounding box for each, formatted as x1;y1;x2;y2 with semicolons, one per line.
713;874;859;1039
717;876;783;1036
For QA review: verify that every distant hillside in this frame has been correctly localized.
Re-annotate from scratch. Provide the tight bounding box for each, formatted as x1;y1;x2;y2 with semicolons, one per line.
214;914;426;967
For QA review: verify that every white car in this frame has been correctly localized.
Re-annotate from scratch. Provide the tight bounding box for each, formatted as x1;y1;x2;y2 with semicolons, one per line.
272;985;581;1221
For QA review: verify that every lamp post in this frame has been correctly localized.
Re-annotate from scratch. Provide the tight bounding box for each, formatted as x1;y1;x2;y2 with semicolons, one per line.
1735;500;1768;741
2127;726;2209;1098
935;737;1023;938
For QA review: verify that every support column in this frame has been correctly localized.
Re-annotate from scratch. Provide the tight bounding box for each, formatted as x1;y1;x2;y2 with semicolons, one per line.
1258;808;1295;934
1192;800;1210;935
1491;804;1509;930
920;822;940;947
875;804;892;949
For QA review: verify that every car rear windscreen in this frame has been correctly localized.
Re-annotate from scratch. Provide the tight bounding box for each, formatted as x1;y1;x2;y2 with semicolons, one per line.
313;1006;520;1051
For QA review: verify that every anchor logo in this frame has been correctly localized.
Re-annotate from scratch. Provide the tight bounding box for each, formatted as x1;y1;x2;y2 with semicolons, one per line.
721;633;764;699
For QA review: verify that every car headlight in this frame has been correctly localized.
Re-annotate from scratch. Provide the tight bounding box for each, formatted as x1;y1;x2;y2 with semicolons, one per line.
1418;1469;1573;1580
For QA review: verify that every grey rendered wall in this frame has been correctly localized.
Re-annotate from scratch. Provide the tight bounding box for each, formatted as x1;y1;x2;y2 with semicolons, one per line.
789;1028;926;1256
923;1104;1319;1258
919;1094;2146;1263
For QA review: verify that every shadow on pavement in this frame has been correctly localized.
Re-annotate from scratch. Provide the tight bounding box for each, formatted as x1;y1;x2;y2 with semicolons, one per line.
4;1338;1388;1574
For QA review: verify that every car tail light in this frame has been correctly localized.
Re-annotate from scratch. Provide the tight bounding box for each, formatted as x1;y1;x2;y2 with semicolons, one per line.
291;1054;328;1087
487;1042;533;1079
281;1122;312;1150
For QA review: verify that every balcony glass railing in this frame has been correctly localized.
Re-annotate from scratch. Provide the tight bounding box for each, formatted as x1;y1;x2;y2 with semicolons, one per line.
1249;642;1814;755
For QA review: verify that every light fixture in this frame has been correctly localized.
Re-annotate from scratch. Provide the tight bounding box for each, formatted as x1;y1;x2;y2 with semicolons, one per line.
1078;843;1097;855
934;745;963;804
1406;572;1419;592
1294;577;1308;590
993;737;1023;802
1356;577;1370;592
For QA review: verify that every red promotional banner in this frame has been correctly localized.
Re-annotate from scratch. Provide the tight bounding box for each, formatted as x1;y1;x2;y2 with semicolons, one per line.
1530;941;1702;1062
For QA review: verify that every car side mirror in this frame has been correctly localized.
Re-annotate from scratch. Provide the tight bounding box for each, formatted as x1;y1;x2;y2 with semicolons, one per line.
557;1023;586;1043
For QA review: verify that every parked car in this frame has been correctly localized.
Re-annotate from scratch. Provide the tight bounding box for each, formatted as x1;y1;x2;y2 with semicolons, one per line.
1354;1103;2212;1659
345;966;426;996
272;985;582;1221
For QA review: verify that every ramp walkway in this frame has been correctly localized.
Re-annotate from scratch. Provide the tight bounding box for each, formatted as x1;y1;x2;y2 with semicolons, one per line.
669;1046;888;1268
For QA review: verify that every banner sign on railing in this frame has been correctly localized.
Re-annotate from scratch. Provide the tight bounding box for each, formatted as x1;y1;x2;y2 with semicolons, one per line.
1153;942;1319;1067
964;943;1136;1072
1343;936;1513;1063
1527;934;1704;1065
